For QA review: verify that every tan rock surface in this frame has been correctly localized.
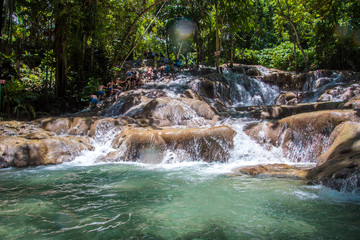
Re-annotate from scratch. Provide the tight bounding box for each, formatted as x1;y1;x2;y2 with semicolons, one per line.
0;136;93;168
132;97;219;127
232;164;310;179
106;125;236;163
307;122;360;190
244;110;360;162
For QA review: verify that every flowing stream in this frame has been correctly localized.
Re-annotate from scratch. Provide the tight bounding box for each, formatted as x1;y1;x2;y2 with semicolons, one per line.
1;70;360;239
1;162;360;239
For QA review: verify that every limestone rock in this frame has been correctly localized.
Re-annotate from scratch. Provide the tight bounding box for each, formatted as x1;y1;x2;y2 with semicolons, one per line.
68;117;98;136
132;97;219;127
189;76;231;110
39;117;72;135
255;102;344;120
317;93;333;102
106;125;236;163
244;110;360;162
88;117;130;138
25;130;55;139
232;164;310;179
344;95;360;109
307;122;360;193
100;90;152;117
275;92;299;105
0;136;93;168
181;89;203;101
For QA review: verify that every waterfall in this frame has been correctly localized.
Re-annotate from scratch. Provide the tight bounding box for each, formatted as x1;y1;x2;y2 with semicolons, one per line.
301;71;343;103
224;73;279;107
68;69;320;167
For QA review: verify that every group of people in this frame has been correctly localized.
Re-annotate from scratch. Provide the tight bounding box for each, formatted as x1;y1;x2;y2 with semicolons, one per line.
88;55;183;110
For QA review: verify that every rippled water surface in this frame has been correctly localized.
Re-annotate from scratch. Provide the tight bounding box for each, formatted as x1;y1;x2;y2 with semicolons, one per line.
1;163;359;240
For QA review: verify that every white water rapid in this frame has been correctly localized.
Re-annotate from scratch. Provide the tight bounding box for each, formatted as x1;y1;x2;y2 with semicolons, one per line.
68;69;312;172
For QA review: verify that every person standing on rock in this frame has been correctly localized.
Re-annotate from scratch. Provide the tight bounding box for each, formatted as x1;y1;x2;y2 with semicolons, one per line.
107;81;115;96
98;85;106;100
89;95;98;110
164;64;170;76
131;72;138;88
147;67;153;81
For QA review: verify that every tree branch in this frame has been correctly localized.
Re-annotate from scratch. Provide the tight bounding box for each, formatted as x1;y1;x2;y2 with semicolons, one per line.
111;0;169;68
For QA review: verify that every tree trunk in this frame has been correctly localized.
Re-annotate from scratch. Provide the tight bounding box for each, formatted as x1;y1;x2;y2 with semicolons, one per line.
0;0;4;36
215;4;220;73
90;40;94;72
165;28;170;59
195;23;200;68
111;0;169;68
80;32;87;85
177;42;183;59
276;0;309;73
119;1;166;70
230;33;234;67
55;1;67;98
292;33;298;74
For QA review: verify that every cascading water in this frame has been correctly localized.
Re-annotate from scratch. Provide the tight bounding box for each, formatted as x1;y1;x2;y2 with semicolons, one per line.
1;69;359;240
301;71;343;103
224;73;280;107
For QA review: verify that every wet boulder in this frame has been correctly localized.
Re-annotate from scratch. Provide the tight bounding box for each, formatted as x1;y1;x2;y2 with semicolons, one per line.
67;117;99;136
181;89;203;101
0;135;93;168
232;164;310;179
307;122;360;193
88;117;131;138
189;76;231;108
100;90;152;117
251;102;344;120
106;125;236;163
244;110;360;162
131;97;220;127
275;92;299;105
344;95;360;109
39;117;72;135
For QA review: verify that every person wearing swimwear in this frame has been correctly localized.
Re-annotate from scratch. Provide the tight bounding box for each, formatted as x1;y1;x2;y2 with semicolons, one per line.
131;72;137;89
98;85;106;100
164;64;170;76
107;81;114;96
89;94;98;110
146;67;153;81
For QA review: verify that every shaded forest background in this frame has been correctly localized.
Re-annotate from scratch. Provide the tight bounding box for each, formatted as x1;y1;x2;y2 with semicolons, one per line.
0;0;359;119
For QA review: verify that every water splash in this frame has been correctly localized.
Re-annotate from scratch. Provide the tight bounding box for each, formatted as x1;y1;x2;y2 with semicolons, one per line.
302;71;343;103
224;73;279;107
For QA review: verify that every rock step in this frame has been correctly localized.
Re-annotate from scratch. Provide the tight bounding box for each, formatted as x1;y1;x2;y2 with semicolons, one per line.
231;101;345;119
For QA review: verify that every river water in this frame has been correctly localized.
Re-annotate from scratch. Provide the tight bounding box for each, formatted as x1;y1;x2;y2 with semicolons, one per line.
1;162;360;239
1;70;360;239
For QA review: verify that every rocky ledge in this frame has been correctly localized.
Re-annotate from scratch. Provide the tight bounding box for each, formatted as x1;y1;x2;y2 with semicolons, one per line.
243;108;360;193
0;116;236;167
231;164;310;179
1;65;360;194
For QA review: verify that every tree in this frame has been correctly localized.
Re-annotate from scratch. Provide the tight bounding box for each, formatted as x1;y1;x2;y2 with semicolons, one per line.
273;0;309;72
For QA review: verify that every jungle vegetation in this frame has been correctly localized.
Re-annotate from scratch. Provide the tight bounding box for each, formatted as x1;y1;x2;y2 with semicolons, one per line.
0;0;359;119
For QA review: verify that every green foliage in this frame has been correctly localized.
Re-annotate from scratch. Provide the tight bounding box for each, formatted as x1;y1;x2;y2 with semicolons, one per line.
235;48;260;65
0;53;18;80
81;77;101;103
2;79;39;119
236;41;316;72
0;0;359;119
258;42;301;71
